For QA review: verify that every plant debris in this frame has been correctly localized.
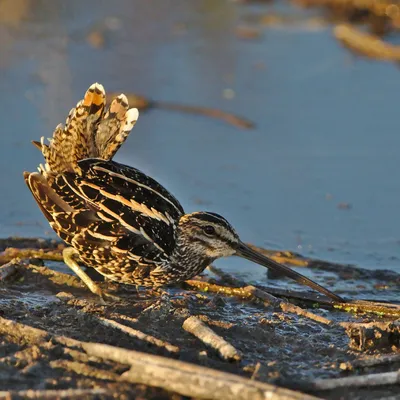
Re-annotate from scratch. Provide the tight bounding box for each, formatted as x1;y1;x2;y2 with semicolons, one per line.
0;238;399;399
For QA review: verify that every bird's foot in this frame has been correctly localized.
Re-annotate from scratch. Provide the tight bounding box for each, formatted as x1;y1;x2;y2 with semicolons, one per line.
92;286;123;304
150;287;170;298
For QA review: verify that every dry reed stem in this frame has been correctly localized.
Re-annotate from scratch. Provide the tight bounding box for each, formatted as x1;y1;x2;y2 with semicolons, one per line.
309;369;400;390
96;316;179;354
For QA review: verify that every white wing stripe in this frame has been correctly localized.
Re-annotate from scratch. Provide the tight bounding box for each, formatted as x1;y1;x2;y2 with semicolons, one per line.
92;166;182;215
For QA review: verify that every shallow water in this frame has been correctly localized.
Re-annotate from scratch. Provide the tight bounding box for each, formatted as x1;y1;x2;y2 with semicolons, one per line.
1;0;400;276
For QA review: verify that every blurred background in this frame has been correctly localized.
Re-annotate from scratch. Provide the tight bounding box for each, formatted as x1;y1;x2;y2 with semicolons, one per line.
1;0;400;276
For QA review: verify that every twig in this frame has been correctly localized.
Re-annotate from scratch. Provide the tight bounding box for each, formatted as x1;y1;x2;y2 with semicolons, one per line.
293;0;400;25
279;301;332;325
96;316;179;354
334;300;400;317
0;259;21;281
185;280;333;326
110;92;255;130
307;369;400;391
0;247;64;265
182;316;241;361
334;24;400;61
0;388;110;399
154;101;255;130
307;258;400;282
186;279;254;299
0;316;321;400
341;353;400;370
210;263;400;318
209;265;336;306
50;359;120;381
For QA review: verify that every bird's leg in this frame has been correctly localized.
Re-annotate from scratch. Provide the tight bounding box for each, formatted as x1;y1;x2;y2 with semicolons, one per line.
151;286;170;298
63;247;121;303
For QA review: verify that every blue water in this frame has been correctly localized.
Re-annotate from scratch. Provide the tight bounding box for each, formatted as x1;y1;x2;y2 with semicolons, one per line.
1;0;400;274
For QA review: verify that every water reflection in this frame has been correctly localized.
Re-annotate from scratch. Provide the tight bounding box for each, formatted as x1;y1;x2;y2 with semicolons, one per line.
1;0;400;273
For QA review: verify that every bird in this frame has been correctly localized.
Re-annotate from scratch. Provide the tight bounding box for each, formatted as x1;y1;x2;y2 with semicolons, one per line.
24;83;345;303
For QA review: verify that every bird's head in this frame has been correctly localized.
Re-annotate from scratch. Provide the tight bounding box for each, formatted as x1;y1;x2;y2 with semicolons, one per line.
176;211;344;303
177;211;240;259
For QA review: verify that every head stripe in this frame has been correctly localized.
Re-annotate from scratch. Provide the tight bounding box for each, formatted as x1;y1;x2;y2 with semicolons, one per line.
190;212;234;231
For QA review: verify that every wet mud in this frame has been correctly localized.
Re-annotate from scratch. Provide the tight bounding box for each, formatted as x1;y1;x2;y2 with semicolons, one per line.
0;239;399;399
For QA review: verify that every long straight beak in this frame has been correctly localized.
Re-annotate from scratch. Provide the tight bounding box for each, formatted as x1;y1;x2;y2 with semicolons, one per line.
236;242;345;303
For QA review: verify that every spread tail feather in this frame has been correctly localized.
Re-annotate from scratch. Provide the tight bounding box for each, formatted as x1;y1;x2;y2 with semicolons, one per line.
33;83;139;174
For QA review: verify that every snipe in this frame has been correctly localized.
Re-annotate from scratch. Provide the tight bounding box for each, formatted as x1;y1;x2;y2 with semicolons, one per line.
24;83;344;303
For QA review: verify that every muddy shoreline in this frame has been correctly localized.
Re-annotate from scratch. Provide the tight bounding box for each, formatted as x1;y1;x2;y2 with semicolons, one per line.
0;238;399;399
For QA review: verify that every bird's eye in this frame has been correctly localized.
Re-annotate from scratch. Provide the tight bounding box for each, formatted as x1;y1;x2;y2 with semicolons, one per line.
203;225;216;236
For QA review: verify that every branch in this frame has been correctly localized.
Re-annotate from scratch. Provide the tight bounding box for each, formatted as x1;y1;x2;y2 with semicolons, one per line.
182;316;241;361
342;353;400;370
0;259;21;281
334;24;400;61
109;92;255;130
334;300;400;318
96;316;179;354
185;280;333;326
307;370;400;391
0;389;111;399
0;247;64;265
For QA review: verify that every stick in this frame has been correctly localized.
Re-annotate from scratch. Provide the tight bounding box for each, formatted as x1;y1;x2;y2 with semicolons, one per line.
90;343;319;400
185;280;333;326
210;264;400;318
96;316;179;354
110;93;255;130
0;259;21;281
0;247;64;265
279;301;332;325
334;24;400;61
342;353;400;370
0;388;110;399
182;316;241;361
50;359;121;381
154;101;255;130
308;369;400;391
0;317;320;400
334;300;400;317
292;0;399;24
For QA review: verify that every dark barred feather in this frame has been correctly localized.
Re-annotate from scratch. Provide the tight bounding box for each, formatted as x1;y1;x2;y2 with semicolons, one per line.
24;83;178;286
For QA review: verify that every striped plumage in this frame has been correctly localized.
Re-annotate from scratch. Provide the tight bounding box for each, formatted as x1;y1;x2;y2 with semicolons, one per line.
24;83;344;303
